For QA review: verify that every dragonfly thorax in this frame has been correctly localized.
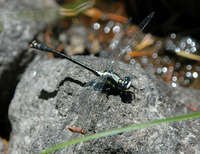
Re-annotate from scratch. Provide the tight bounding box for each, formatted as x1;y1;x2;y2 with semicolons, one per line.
96;70;132;91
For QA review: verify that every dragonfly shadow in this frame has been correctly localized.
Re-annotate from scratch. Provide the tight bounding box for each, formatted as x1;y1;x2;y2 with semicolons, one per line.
39;77;86;100
86;80;134;104
39;76;133;103
103;86;134;104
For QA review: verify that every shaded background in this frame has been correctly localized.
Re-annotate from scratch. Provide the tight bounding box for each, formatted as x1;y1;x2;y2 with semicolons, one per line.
125;0;200;40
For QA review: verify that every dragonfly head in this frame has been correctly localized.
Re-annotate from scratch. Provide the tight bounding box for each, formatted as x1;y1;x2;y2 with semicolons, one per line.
119;76;132;91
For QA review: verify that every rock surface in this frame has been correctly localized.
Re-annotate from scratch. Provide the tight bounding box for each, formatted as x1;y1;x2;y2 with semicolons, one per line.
0;0;57;139
0;138;7;154
8;55;200;153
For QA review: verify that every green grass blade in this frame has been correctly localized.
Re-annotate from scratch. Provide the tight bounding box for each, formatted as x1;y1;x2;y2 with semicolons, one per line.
61;0;95;13
59;0;95;17
41;111;200;154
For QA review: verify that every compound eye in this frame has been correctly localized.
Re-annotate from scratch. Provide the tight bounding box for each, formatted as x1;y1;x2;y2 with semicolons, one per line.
124;77;132;89
125;77;130;82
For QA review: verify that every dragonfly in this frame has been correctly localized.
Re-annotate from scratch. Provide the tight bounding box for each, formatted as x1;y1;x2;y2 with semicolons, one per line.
30;12;154;135
30;40;133;92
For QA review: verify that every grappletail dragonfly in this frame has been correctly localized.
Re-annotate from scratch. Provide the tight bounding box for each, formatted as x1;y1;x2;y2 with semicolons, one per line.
30;40;133;92
30;12;154;134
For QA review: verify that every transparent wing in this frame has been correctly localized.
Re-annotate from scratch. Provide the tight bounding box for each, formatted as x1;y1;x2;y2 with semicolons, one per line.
101;17;132;59
70;75;108;133
68;12;154;136
104;12;154;71
100;18;132;70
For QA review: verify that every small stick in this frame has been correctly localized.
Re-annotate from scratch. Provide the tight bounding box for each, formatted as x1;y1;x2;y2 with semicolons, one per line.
67;127;85;134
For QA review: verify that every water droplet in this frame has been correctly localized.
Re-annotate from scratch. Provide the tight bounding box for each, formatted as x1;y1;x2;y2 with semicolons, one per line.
186;72;192;78
152;53;158;59
180;42;186;49
190;47;196;53
170;33;176;39
175;62;181;68
148;63;153;68
130;59;135;64
166;59;171;65
184;79;190;85
104;20;114;33
104;27;110;33
186;65;192;70
162;67;168;73
112;25;120;33
186;38;192;44
191;42;195;47
140;56;148;64
185;49;190;53
93;23;100;30
172;82;177;87
196;66;200;72
175;48;180;53
172;76;177;81
193;72;198;78
156;68;162;74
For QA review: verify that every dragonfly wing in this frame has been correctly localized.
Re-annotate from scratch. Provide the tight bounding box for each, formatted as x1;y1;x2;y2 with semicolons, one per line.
118;12;154;58
104;12;154;71
67;12;154;136
101;18;132;59
100;18;132;70
74;13;154;129
71;75;108;134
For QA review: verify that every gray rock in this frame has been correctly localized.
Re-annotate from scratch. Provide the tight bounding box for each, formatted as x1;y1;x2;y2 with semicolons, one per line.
0;138;7;154
8;55;200;153
0;0;57;139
